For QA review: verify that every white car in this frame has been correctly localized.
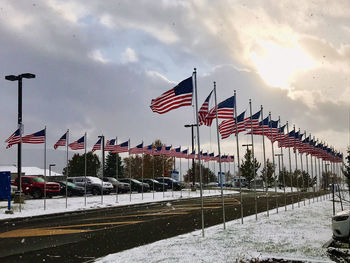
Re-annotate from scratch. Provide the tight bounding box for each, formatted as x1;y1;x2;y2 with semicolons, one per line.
332;209;350;241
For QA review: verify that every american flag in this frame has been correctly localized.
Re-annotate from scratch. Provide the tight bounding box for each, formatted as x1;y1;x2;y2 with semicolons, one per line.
22;129;45;144
208;152;215;161
205;95;235;122
113;140;129;153
143;144;153;155
198;90;213;125
54;132;67;149
170;147;182;158
69;136;85;150
278;130;295;148
218;111;246;139
185;150;196;159
150;77;193;114
5;128;21;149
159;145;172;155
92;138;102;152
181;149;188;158
105;139;116;151
266;120;279;141
244;110;261;130
152;146;163;156
274;125;286;143
129;142;144;154
247;117;269;135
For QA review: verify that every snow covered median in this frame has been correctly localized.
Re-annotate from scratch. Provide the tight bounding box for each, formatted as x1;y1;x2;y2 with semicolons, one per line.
95;196;341;263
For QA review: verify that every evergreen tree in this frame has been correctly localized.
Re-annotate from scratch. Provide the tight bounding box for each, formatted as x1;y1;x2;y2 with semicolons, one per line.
104;152;124;178
63;152;100;177
184;162;216;183
240;148;261;188
261;159;275;187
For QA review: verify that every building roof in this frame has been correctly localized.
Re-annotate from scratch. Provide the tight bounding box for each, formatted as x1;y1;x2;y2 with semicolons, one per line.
0;166;62;176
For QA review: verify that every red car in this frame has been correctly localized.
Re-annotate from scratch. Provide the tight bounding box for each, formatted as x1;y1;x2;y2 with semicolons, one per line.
12;176;60;199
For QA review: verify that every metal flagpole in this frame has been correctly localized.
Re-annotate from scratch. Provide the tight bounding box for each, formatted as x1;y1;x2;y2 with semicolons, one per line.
116;137;119;203
84;132;87;207
309;135;314;203
194;68;205;237
293;125;300;208
304;132;310;205
65;129;69;208
101;135;105;205
261;105;268;217
188;151;190;197
162;153;165;198
129;139;132;202
313;137;318;202
286;122;294;209
249;99;258;220
180;154;182;198
152;148;155;200
270;112;278;214
214;82;225;230
299;130;305;206
233;90;243;224
44;126;47;210
279;117;287;211
142;141;144;200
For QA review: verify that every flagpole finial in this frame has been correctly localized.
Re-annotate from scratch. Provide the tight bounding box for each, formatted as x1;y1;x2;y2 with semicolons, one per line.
249;98;251;103
194;68;197;73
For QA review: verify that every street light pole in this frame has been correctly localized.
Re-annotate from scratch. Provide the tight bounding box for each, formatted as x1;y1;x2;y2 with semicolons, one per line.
5;73;36;192
184;124;198;187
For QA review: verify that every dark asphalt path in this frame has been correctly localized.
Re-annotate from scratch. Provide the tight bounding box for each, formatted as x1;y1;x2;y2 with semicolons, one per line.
0;190;328;263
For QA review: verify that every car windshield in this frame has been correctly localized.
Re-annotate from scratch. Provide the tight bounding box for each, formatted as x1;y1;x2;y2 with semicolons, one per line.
88;177;102;184
132;179;141;183
106;177;117;183
67;182;76;187
32;177;45;183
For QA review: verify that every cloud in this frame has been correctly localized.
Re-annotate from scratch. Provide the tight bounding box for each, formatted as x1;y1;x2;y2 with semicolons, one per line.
0;0;348;173
121;48;138;63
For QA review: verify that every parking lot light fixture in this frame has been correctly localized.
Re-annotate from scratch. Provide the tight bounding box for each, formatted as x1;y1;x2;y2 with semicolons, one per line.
5;72;36;212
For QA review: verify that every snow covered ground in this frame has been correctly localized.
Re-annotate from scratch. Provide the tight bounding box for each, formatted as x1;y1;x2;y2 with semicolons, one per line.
0;188;236;220
95;192;349;263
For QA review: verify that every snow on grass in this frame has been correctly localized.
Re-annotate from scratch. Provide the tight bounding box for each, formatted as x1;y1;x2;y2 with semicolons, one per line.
95;193;348;263
0;189;237;220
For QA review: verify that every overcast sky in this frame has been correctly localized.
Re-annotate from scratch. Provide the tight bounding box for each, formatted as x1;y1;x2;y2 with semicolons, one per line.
0;0;349;173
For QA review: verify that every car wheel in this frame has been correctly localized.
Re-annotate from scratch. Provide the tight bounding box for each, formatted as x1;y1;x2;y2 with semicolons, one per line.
32;189;42;199
92;187;100;195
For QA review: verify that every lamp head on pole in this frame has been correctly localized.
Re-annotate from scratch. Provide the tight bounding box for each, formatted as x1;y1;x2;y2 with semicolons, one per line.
5;75;19;81
20;73;36;79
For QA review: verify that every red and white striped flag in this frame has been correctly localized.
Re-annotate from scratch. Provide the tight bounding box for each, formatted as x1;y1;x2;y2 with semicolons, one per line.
150;77;193;114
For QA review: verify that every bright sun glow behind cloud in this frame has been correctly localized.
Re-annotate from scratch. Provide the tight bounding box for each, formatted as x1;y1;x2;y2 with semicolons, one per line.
250;41;314;90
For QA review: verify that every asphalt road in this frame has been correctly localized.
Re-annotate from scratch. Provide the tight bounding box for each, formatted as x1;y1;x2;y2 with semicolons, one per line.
0;190;328;263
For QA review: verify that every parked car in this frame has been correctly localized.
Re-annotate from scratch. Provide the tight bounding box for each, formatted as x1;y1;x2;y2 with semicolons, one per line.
136;178;167;192
332;209;350;242
12;176;60;199
155;177;185;191
103;177;130;193
55;181;85;196
119;178;150;193
68;176;113;195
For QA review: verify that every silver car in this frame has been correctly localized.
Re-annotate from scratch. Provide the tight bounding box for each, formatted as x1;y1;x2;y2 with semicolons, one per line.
332;209;350;242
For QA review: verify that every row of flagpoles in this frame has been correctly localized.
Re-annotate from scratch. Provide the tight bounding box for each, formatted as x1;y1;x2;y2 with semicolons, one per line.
149;69;344;236
4;69;343;235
